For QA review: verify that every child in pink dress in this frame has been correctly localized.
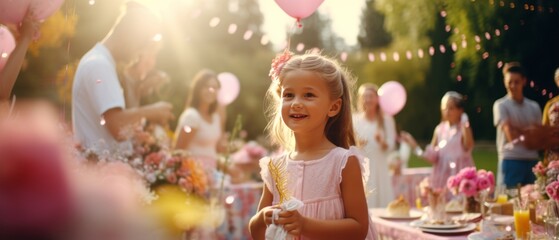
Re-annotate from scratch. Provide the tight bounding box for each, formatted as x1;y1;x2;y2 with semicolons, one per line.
249;52;377;239
402;91;475;190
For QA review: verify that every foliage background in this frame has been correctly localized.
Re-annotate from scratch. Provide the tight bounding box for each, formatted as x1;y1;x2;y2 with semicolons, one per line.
9;0;559;144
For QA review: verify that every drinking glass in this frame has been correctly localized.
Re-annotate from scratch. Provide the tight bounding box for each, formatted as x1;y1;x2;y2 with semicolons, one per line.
543;200;559;240
513;198;531;239
427;188;446;223
495;185;509;204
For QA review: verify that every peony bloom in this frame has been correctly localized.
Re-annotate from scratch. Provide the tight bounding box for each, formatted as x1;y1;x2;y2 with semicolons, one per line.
477;175;491;191
459;179;478;197
460;167;478;180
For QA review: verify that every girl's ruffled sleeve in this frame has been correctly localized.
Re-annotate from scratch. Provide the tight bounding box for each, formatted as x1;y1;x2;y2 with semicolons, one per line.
259;156;273;193
341;146;370;188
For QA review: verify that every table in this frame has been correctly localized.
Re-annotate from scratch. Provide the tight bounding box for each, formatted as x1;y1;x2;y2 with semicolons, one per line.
392;167;432;206
217;182;263;240
370;208;471;240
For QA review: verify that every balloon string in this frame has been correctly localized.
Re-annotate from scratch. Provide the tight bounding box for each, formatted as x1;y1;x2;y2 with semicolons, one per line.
283;19;301;52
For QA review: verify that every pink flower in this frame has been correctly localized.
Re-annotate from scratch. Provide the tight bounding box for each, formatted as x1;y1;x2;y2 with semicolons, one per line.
166;173;177;184
477;175;491;190
533;161;546;176
145;152;163;166
460;167;477;180
459;179;478;197
546;181;559;201
486;171;495;187
447;175;461;189
548;160;559;170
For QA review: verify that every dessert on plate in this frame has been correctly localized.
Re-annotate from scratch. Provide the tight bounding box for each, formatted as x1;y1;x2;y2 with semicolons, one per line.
386;195;410;217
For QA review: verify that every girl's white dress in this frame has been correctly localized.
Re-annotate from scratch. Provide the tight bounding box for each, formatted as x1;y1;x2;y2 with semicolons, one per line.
353;112;397;208
175;107;221;169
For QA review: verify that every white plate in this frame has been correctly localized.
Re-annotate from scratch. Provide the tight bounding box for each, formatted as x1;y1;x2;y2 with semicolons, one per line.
410;220;466;229
423;206;464;214
376;209;423;220
451;213;482;223
420;223;477;234
468;232;515;240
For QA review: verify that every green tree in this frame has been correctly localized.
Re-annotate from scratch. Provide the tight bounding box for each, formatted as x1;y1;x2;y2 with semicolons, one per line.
357;0;392;49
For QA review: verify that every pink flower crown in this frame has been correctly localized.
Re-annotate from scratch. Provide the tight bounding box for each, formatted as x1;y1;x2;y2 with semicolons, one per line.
269;49;293;81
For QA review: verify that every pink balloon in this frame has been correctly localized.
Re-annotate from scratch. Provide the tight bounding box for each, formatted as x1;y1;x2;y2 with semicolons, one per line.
0;26;16;72
274;0;324;19
217;72;240;105
0;0;31;24
30;0;64;21
378;81;407;116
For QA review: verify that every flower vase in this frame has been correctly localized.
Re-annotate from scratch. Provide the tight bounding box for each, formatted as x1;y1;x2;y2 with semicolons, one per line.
463;195;481;213
427;188;447;223
463;189;488;214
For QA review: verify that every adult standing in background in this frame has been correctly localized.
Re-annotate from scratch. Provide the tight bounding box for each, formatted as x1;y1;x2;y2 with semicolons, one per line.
72;1;174;155
353;83;396;208
174;69;226;172
493;62;541;188
541;68;559;163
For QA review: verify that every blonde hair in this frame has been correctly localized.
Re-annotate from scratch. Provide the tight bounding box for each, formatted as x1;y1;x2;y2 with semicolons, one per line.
356;83;385;132
440;91;465;121
265;53;356;150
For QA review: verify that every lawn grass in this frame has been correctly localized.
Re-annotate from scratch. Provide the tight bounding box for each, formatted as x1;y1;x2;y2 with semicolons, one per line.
407;144;499;178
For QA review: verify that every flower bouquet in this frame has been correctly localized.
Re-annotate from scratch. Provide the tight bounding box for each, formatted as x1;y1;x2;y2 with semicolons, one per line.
447;167;495;213
533;160;559;200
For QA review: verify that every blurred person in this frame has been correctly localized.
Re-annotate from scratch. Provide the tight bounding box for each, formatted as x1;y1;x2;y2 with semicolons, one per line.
0;11;41;103
493;62;541;188
401;91;475;190
352;83;396;208
121;40;169;108
172;69;227;240
72;1;174;156
173;69;226;171
541;67;559;163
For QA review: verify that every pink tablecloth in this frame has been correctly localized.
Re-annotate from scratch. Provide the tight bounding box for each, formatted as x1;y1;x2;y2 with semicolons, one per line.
392;167;432;206
370;208;471;240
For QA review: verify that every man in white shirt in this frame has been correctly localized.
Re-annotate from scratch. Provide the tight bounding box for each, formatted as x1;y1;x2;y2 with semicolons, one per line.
72;1;174;155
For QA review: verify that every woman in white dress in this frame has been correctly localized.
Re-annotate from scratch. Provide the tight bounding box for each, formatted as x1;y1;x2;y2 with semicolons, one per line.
353;83;397;208
174;69;226;171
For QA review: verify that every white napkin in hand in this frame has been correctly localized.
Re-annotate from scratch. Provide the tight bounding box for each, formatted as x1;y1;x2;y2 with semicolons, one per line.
265;198;304;240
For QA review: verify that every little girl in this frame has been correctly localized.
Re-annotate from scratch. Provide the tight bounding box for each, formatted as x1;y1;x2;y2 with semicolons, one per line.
401;91;475;190
249;52;377;240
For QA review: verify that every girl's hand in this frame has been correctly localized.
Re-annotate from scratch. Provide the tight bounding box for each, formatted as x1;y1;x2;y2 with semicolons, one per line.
400;131;418;149
261;205;280;226
276;210;305;237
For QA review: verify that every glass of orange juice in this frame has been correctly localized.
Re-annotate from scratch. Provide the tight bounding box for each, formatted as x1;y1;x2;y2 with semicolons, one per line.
494;185;508;204
513;198;531;239
496;194;508;204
